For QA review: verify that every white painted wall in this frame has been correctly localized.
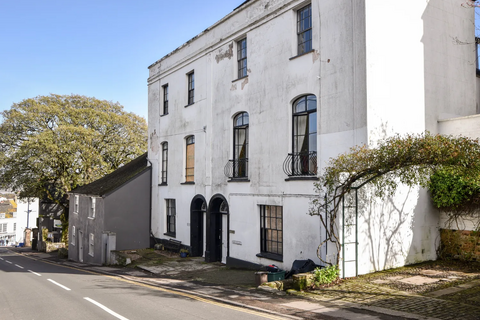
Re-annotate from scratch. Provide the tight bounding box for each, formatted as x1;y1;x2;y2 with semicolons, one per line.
16;198;39;243
147;0;477;274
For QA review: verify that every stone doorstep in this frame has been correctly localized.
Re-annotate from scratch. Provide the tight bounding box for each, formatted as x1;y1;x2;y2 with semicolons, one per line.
398;276;441;285
419;269;444;276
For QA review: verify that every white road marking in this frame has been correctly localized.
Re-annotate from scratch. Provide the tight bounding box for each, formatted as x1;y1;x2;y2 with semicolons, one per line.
84;297;129;320
28;270;41;276
6;260;12;264
15;264;24;269
47;279;71;291
0;257;3;260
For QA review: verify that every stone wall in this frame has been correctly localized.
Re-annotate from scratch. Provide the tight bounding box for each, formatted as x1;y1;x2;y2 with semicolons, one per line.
440;229;480;261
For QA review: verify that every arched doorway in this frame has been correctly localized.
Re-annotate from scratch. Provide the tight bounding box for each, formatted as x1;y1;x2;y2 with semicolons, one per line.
190;195;206;257
205;194;229;263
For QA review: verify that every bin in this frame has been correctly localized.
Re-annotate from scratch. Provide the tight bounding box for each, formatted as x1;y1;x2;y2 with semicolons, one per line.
267;270;285;282
255;271;268;286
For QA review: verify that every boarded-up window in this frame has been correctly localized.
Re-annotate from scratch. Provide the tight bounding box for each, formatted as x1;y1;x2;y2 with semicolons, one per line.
186;136;195;182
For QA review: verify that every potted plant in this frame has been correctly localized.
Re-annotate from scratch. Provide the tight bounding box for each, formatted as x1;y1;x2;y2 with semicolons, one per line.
179;249;189;258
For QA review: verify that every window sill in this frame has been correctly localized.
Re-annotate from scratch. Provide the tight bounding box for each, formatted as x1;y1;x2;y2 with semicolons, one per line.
158;183;168;186
232;75;248;83
164;232;176;238
256;252;283;262
184;103;195;108
181;181;195;185
160;113;168;117
285;176;319;181
227;178;250;182
289;49;315;61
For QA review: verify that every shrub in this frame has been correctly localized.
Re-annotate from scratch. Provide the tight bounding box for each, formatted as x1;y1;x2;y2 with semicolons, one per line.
313;265;339;285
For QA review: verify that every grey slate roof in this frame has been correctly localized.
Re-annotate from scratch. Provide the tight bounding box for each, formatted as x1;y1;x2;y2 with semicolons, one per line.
70;153;149;197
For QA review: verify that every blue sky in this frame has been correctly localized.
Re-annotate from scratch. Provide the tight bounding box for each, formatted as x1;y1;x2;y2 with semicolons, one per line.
0;0;244;120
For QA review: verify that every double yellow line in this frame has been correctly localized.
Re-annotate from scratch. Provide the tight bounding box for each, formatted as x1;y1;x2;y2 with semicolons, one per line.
11;249;290;320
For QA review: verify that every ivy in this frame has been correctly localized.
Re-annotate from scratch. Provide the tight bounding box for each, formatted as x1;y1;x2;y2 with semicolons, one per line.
429;167;480;209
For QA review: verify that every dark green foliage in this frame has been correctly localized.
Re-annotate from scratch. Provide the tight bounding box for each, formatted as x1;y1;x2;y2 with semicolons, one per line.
429;167;480;209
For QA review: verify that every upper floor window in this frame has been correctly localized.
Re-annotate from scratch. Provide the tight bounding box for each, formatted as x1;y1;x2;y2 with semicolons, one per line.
89;197;96;218
233;112;249;178
293;95;317;173
284;95;317;177
237;38;247;78
162;84;169;115
74;195;79;214
161;142;168;185
187;72;195;105
297;4;312;55
185;135;195;182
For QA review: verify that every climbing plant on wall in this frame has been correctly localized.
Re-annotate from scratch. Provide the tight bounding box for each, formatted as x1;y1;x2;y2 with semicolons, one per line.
309;132;480;265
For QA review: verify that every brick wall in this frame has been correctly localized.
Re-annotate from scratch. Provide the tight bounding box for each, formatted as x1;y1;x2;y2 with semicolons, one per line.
440;229;480;261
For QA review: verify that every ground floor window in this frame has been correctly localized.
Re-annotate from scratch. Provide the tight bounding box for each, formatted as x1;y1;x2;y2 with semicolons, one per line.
166;199;176;237
71;226;76;246
89;233;94;256
260;205;283;260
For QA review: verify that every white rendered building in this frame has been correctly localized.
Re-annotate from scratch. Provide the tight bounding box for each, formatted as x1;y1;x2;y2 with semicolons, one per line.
147;0;477;275
0;192;38;246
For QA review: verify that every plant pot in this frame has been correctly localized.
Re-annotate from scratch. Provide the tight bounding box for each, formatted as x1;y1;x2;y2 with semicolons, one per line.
180;252;187;258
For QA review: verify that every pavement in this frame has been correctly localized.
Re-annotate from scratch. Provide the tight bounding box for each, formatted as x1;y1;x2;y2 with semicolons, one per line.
7;246;480;320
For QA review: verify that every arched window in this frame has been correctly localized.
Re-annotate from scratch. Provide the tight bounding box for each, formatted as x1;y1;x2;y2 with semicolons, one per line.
233;112;249;178
291;95;317;175
185;136;195;182
161;142;168;184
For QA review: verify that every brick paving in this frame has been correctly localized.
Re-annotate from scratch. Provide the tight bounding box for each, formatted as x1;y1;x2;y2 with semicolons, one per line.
303;278;480;320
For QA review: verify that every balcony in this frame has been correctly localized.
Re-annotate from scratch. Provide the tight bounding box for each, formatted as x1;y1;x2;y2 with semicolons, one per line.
224;159;248;179
283;151;317;177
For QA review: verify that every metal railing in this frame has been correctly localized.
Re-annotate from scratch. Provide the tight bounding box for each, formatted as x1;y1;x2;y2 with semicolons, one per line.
224;158;248;179
283;151;317;176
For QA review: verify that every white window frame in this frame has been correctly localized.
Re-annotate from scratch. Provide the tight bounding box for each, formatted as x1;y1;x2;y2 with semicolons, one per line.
89;233;94;256
71;226;76;246
89;197;96;219
74;195;79;214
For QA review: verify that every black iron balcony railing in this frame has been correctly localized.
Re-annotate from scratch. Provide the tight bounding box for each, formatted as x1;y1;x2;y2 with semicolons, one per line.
224;158;248;179
283;151;317;177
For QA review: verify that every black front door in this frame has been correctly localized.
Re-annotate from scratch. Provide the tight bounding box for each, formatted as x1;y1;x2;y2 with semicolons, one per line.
190;197;205;257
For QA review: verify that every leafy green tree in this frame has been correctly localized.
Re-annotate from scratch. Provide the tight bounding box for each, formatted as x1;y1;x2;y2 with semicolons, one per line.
0;94;147;226
310;132;480;265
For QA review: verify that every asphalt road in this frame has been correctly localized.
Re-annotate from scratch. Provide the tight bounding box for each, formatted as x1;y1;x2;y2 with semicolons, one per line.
0;248;288;320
